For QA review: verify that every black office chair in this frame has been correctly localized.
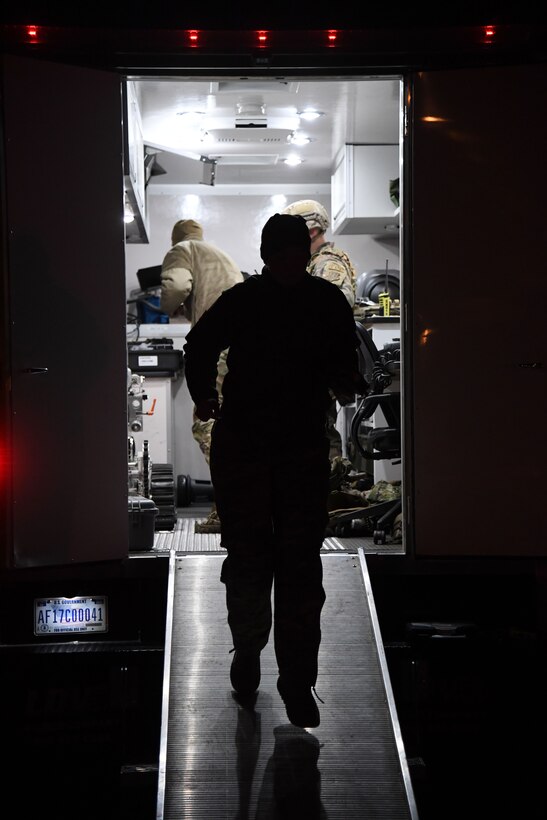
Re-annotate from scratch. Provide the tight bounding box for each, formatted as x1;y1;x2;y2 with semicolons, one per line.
353;322;400;457
332;322;402;544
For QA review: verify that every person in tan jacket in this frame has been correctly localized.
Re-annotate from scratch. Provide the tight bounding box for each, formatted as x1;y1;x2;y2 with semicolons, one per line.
161;219;243;325
160;218;243;531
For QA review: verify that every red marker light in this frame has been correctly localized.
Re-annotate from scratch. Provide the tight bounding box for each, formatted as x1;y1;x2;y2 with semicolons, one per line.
327;30;338;45
26;25;38;40
187;29;199;47
483;24;496;42
0;441;10;483
256;30;268;47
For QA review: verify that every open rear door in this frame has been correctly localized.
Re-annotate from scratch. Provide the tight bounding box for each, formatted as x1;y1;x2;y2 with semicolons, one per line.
0;54;128;567
410;62;547;557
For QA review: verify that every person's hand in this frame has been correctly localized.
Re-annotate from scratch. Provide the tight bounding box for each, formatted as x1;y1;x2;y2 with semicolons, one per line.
195;398;220;421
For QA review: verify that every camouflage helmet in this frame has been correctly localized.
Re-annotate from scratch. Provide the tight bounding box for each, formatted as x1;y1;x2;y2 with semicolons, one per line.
282;199;329;232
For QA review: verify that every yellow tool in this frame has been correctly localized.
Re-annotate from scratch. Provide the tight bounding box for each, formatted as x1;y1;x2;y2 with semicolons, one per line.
378;259;391;317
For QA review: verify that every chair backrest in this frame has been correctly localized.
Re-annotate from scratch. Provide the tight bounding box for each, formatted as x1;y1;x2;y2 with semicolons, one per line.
351;322;401;458
355;322;380;386
355;321;401;387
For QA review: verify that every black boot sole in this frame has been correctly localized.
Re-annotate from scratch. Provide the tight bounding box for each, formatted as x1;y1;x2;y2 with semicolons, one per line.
277;679;320;728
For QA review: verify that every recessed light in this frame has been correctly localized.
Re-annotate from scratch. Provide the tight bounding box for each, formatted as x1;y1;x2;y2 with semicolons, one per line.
283;155;303;166
289;133;312;146
297;110;324;121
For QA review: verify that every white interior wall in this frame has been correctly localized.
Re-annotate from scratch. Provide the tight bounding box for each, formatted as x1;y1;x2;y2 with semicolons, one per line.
125;190;400;485
125;190;400;291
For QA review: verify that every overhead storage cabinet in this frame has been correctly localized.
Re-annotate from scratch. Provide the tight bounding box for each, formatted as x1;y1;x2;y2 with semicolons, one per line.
331;144;399;235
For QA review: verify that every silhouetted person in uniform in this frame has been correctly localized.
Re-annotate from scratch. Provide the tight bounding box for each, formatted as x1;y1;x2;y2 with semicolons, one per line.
282;199;357;460
183;214;364;728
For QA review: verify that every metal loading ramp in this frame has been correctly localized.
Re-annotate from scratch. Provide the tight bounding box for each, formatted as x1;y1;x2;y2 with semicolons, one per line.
157;549;418;819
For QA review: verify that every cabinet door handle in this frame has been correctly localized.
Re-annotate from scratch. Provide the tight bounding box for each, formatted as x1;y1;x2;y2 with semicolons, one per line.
22;367;49;374
517;362;542;368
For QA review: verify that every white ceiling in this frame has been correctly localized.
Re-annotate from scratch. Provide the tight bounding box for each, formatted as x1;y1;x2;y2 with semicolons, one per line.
136;76;402;187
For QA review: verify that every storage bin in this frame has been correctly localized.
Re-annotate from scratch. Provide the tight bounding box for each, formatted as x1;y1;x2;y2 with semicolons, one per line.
128;495;158;550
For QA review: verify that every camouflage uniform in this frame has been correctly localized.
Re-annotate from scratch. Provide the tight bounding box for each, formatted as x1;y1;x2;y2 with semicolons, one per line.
310;243;357;458
308;242;356;308
191;348;229;464
192;349;230;532
282;202;358;460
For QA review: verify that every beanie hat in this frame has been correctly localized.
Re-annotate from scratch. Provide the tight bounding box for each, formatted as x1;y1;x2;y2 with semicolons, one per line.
171;219;204;244
260;214;311;262
281;199;329;232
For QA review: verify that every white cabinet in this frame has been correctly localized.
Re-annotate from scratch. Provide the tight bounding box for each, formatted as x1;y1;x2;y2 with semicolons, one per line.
331;144;399;235
124;80;150;244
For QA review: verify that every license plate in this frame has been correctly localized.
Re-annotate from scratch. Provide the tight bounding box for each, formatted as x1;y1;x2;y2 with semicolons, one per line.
34;596;108;636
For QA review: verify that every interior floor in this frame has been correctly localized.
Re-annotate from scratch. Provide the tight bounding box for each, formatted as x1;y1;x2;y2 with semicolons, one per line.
153;506;404;555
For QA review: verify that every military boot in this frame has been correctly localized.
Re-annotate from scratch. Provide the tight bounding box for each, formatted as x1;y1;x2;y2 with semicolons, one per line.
230;649;261;696
277;678;320;728
194;506;221;533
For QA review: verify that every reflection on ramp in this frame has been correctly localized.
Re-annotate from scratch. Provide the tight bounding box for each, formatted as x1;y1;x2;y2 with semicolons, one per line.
157;550;418;819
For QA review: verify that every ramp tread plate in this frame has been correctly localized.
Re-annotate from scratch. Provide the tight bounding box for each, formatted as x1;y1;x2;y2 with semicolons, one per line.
153;518;401;554
162;554;414;819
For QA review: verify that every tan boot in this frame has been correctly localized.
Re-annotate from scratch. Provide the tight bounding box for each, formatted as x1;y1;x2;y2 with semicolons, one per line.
194;507;221;533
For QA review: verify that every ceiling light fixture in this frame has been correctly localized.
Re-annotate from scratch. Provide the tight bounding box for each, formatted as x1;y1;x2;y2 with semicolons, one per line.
289;133;312;146
297;110;324;121
283;155;303;166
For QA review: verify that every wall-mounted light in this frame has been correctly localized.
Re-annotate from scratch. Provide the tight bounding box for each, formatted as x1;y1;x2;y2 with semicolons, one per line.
124;191;135;224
